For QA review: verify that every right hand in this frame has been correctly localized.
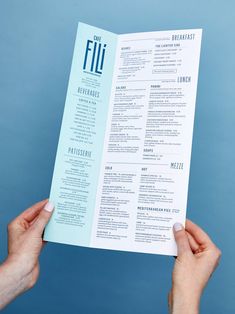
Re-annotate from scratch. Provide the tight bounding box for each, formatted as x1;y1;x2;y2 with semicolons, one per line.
7;199;54;288
0;200;54;310
169;219;221;314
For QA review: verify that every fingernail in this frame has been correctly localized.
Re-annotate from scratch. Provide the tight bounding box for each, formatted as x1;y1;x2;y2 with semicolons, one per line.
44;201;54;212
173;223;183;232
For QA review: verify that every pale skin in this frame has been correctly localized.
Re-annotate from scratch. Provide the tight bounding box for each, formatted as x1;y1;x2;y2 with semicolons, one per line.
169;220;221;314
0;199;54;310
0;200;221;311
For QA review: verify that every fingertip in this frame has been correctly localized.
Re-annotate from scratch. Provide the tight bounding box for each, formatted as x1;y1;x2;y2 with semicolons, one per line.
44;201;54;213
173;222;191;255
185;219;194;229
173;222;184;233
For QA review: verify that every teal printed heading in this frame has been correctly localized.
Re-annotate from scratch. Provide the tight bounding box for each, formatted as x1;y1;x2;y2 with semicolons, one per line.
83;35;106;75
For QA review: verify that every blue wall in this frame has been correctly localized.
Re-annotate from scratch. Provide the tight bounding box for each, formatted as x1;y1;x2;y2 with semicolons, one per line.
0;1;234;313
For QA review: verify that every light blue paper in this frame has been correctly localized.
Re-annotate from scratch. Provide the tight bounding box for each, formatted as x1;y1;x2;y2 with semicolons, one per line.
44;23;117;246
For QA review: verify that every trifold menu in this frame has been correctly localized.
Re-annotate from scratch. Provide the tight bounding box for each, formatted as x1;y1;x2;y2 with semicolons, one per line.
44;22;202;256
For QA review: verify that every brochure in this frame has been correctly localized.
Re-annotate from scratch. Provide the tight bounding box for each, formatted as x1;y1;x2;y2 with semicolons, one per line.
44;22;202;256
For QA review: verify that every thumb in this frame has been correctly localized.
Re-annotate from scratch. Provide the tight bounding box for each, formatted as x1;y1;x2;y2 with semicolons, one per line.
173;223;192;256
31;201;54;235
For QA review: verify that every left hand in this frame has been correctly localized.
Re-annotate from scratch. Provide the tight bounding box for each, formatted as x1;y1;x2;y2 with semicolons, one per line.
169;219;221;314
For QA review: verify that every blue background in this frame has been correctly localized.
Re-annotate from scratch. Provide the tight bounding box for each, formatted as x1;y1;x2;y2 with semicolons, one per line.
0;0;234;313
